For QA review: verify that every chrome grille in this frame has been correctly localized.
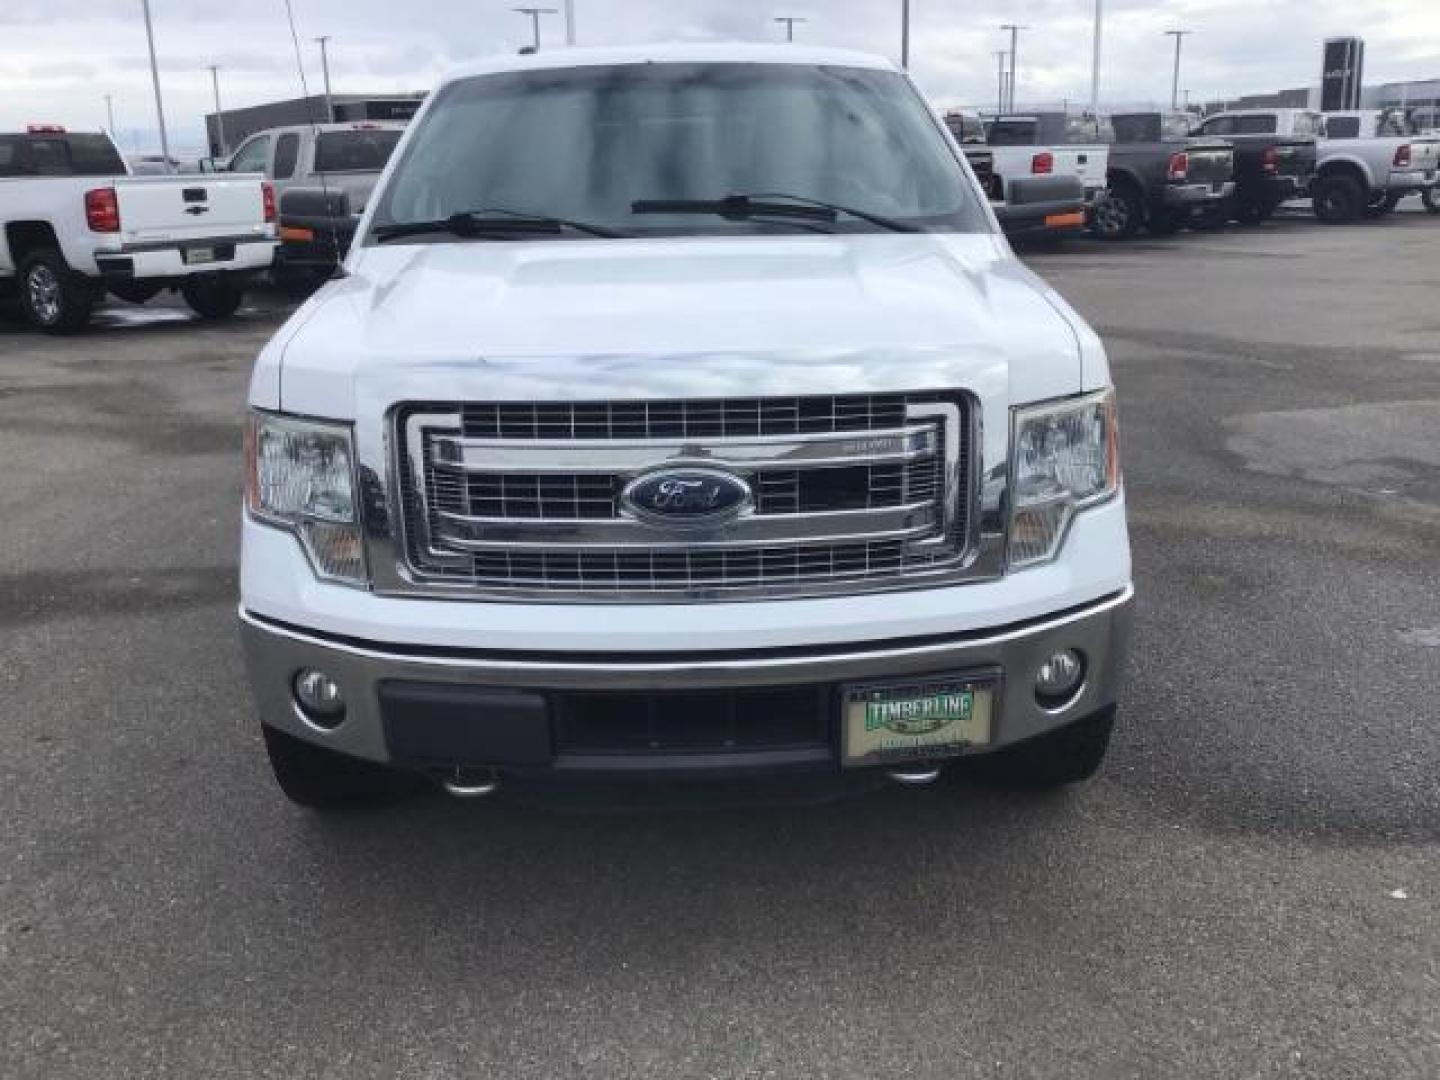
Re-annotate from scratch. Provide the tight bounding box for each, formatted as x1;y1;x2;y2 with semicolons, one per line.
393;394;972;601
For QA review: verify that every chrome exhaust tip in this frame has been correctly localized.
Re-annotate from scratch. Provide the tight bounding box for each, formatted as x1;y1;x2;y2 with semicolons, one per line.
887;766;943;786
441;767;501;799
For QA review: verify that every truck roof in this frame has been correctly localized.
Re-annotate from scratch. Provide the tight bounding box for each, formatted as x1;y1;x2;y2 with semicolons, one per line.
253;121;408;137
440;42;897;84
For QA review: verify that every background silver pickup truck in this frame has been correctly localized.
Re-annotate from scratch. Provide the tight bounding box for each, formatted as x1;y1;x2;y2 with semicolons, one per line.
209;122;405;212
1204;108;1440;221
208;122;406;290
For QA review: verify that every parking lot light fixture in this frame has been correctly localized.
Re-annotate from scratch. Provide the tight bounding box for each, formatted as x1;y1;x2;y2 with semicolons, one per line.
139;0;173;173
1090;0;1103;115
1001;24;1028;112
774;16;807;42
514;7;558;52
1165;29;1192;112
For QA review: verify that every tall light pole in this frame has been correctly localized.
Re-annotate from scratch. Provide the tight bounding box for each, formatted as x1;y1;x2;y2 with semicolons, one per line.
993;51;1008;116
1000;24;1027;112
315;36;334;121
514;7;558;51
563;0;575;45
1164;30;1192;112
1089;0;1103;115
207;65;226;155
901;0;910;70
139;0;172;170
104;94;116;138
774;16;806;42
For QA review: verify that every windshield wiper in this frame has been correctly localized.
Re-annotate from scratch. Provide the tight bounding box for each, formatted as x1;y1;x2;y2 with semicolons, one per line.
630;193;919;233
372;208;628;243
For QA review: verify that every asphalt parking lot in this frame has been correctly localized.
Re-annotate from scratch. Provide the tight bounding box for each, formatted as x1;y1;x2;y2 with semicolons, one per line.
2;209;1438;1079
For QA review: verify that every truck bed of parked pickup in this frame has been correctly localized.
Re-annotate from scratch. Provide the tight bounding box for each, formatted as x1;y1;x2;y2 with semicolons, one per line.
1;128;275;330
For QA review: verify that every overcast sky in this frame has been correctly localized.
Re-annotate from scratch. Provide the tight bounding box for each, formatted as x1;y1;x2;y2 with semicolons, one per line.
3;0;1438;151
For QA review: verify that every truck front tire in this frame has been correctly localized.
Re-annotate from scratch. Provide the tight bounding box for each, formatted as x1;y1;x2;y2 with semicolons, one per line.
973;707;1116;788
1312;175;1364;223
181;276;246;320
262;726;421;810
18;249;95;333
1424;187;1439;214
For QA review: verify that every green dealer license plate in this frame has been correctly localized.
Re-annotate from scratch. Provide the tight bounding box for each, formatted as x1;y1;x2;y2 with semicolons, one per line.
842;677;996;767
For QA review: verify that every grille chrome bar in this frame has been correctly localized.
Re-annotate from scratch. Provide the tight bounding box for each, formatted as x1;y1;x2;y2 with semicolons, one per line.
433;501;940;551
390;394;976;601
430;425;939;474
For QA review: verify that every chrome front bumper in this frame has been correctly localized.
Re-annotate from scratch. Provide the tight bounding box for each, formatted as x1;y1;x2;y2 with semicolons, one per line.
240;585;1133;776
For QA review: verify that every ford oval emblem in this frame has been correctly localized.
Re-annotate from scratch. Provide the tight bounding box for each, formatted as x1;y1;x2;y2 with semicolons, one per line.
621;468;752;528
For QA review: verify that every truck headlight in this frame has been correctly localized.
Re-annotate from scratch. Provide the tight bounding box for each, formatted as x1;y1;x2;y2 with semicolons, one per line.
245;411;367;586
1008;388;1119;568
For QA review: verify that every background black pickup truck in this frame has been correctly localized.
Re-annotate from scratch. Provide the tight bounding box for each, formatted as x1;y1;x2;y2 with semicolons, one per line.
274;187;356;293
1190;112;1318;223
1091;113;1235;239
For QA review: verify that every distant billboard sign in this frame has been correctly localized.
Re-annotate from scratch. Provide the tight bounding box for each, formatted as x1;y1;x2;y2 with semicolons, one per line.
332;98;425;123
1321;38;1364;112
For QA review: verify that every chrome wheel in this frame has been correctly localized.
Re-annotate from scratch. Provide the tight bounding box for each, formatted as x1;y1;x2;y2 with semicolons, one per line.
26;263;62;326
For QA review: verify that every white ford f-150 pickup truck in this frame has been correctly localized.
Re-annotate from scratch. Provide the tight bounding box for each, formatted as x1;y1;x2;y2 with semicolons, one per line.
0;127;275;330
239;45;1133;809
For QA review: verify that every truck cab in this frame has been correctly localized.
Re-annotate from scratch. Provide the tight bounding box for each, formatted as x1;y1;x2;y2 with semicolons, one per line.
239;45;1133;809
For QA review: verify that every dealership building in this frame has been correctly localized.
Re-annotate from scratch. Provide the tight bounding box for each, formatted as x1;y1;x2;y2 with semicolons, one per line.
204;93;426;155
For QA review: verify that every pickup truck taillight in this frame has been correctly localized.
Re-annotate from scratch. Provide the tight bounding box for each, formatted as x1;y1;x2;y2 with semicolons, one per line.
1030;151;1054;175
84;187;121;232
262;182;276;224
1261;147;1279;175
1393;144;1412;168
1167;151;1189;182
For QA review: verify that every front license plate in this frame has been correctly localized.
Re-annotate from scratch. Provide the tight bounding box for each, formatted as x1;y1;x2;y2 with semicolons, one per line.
842;677;995;767
183;246;216;265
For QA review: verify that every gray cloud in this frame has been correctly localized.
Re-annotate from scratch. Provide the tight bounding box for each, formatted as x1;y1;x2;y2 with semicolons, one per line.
1;0;1437;150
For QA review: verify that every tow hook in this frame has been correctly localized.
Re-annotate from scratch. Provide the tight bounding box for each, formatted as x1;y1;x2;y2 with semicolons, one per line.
441;767;501;798
886;766;943;786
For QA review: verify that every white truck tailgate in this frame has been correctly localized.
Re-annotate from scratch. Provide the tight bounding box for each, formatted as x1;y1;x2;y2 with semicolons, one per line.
991;145;1109;194
113;174;268;244
1057;145;1109;190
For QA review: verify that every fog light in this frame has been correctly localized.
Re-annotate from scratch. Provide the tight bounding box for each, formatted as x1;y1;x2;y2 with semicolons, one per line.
1035;649;1084;706
293;668;345;726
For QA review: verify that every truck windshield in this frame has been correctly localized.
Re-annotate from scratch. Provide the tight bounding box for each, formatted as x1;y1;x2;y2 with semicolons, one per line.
314;130;402;173
370;63;986;239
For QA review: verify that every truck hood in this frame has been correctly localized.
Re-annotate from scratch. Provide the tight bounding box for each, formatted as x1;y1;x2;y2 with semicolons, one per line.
261;234;1098;419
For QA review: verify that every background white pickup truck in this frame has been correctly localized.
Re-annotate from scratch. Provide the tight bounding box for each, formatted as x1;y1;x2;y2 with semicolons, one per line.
985;114;1110;207
0;127;276;330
